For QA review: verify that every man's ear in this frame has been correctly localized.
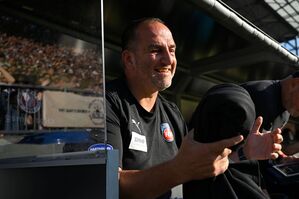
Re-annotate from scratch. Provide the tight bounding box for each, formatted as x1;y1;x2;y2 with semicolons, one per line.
121;50;135;70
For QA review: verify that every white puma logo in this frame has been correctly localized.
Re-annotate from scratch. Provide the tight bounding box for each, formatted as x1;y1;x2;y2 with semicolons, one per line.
132;119;141;133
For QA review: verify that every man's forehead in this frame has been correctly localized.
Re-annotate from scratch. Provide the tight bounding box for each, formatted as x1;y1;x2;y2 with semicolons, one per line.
137;24;175;44
138;21;172;36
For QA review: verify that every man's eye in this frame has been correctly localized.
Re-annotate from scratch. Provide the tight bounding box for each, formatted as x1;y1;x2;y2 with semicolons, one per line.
169;48;176;53
150;49;161;53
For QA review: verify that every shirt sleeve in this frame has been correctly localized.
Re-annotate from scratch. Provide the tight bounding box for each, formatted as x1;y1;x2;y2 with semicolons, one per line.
105;91;124;167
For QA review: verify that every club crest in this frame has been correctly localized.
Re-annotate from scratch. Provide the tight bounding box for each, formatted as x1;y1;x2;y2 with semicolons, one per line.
160;123;174;142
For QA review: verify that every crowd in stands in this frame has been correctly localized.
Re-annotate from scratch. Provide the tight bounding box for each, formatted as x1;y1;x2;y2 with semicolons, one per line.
0;14;104;132
0;31;103;91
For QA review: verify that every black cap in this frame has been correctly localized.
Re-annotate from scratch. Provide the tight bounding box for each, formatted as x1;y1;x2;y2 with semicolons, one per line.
190;83;256;151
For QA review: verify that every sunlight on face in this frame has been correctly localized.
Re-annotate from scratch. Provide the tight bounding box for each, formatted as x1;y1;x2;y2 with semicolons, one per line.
132;21;177;92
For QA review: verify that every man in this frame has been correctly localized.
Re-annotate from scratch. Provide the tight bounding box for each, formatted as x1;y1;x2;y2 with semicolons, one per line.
241;72;299;156
240;73;299;198
105;18;244;199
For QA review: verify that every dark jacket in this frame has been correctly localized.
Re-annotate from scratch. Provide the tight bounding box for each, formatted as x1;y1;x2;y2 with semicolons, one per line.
184;83;269;199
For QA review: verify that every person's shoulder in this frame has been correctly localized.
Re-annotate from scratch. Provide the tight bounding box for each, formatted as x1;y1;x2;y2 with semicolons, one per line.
241;80;278;90
106;78;127;95
105;78;127;102
106;78;124;91
241;79;277;86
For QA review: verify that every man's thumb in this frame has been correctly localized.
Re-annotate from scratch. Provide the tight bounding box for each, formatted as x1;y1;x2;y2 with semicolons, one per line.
250;116;263;134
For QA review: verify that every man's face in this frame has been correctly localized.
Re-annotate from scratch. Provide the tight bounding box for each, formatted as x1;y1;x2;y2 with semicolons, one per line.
128;21;177;91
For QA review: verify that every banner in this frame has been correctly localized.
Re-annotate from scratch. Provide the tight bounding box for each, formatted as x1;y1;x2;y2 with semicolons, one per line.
42;91;104;128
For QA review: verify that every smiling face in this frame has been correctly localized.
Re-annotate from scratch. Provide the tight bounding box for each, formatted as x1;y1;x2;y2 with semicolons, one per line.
123;20;177;92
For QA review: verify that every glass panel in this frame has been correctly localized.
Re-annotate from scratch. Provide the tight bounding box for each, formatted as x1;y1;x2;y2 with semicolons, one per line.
0;0;105;161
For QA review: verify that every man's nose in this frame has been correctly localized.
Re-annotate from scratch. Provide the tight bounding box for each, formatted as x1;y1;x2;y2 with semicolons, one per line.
161;50;173;65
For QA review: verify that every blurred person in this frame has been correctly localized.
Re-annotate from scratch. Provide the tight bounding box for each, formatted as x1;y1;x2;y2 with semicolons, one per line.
0;52;15;84
0;74;41;131
241;72;299;148
0;66;15;84
239;72;299;198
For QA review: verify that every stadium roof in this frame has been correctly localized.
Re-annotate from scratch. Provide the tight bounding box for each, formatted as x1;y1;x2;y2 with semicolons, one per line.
222;0;299;56
265;0;299;56
265;0;299;32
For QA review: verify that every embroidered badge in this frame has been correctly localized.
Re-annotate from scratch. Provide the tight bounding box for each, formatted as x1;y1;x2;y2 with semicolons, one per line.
161;123;174;142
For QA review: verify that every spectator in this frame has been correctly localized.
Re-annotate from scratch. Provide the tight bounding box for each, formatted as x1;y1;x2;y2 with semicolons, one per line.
241;72;299;142
0;52;15;84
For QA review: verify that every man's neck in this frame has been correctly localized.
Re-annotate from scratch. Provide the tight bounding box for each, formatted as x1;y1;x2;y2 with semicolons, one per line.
127;80;158;112
139;96;158;112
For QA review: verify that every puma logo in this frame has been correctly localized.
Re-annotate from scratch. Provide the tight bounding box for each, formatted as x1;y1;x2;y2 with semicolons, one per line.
132;119;141;133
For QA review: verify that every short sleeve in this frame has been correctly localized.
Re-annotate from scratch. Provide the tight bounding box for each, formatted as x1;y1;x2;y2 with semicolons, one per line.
106;91;124;167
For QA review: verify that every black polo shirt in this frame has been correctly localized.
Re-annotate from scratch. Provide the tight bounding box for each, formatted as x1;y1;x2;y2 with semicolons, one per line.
106;78;186;170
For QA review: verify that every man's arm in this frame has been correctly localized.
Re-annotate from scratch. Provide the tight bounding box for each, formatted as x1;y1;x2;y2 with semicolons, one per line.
119;132;243;199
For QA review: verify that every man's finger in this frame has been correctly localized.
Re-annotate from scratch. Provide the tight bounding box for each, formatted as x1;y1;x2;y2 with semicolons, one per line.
270;152;279;160
277;150;287;158
250;116;263;134
210;135;244;152
272;128;282;134
219;148;233;159
273;133;283;144
273;143;282;152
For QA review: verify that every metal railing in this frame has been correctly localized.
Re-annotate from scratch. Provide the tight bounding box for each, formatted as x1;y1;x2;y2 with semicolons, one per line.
0;84;102;133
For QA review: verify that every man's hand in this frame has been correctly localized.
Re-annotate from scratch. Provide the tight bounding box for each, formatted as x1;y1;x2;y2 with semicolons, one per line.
243;116;283;160
118;131;243;199
172;130;243;183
